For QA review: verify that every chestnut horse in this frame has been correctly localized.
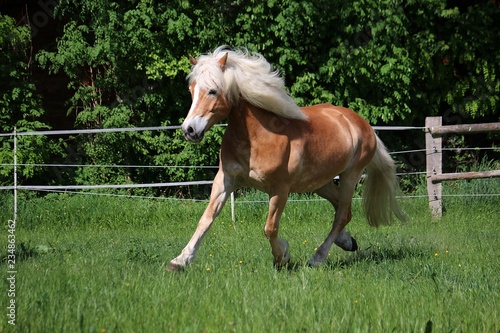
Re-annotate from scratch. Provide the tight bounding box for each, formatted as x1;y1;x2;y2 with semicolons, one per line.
168;47;405;271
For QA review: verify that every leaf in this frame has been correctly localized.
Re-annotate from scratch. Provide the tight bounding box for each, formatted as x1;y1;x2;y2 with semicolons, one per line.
381;63;391;75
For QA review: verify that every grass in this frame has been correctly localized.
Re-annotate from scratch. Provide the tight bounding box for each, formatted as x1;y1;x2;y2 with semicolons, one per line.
0;178;499;332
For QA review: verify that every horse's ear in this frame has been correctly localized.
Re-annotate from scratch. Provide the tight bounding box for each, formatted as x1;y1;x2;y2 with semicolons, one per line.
218;52;228;70
189;55;198;65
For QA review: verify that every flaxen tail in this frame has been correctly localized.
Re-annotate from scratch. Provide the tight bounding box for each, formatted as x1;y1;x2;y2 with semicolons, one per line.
363;136;407;227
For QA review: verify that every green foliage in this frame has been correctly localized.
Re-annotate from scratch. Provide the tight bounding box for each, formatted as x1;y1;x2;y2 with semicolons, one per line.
151;125;224;182
403;1;500;122
0;14;34;133
1;0;498;194
0;14;62;186
36;0;221;195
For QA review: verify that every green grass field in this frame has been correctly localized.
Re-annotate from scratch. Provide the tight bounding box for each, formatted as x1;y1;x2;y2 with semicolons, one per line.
0;179;499;332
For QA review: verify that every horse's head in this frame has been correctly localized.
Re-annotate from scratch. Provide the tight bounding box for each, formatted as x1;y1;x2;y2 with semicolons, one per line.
182;53;231;142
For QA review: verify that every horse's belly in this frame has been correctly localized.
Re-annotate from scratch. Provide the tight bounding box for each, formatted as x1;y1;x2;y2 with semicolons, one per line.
288;168;343;193
287;143;350;193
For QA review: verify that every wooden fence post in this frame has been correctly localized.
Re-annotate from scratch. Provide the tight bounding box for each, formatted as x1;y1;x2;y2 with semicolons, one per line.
425;117;442;218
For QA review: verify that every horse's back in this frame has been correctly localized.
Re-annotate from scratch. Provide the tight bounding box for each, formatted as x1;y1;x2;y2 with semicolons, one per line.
301;104;373;134
298;103;375;152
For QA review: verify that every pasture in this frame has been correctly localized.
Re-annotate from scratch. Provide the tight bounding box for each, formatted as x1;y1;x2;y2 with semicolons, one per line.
0;179;498;332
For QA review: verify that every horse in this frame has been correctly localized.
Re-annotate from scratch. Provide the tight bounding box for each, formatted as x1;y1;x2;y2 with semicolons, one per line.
167;46;406;271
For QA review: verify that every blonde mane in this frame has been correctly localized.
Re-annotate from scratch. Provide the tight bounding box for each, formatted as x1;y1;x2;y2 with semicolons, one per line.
187;46;307;120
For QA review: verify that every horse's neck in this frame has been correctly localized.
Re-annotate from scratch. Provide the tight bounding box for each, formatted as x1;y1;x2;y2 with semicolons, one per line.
226;100;255;139
223;100;291;168
227;99;282;138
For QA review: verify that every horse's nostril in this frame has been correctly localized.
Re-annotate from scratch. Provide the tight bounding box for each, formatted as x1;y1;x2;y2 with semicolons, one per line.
187;126;194;134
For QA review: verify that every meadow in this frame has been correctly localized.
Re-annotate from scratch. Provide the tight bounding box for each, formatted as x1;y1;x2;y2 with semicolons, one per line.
0;178;498;332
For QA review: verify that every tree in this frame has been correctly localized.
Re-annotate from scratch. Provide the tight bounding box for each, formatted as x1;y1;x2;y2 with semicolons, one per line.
225;0;499;124
36;0;228;195
15;0;498;194
0;13;61;186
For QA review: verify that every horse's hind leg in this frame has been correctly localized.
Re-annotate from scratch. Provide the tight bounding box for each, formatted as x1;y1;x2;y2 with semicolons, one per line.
309;172;362;266
315;182;358;252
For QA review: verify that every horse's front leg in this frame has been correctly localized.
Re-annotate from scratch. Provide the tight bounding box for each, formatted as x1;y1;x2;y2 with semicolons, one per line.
264;189;290;268
167;170;233;271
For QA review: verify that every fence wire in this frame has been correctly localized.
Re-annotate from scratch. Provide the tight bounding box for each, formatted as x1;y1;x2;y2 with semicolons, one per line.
0;124;498;203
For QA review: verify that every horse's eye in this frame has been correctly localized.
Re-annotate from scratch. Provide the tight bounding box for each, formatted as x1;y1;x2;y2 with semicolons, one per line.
208;89;217;96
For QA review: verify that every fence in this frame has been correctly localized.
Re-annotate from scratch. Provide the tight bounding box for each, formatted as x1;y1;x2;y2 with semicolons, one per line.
1;119;498;222
425;117;500;217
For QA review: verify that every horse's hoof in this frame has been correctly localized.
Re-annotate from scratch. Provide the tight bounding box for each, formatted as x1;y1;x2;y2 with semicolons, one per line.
274;262;289;271
350;237;358;252
282;250;291;264
272;239;290;269
166;262;184;272
273;253;291;270
307;258;323;267
308;250;328;266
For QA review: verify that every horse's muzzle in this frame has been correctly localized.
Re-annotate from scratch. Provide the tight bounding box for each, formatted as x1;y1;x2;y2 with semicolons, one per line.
181;115;209;143
183;126;204;142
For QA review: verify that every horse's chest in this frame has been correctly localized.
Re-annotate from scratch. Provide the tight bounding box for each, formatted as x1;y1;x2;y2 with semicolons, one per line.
229;161;283;191
240;168;273;192
248;168;266;183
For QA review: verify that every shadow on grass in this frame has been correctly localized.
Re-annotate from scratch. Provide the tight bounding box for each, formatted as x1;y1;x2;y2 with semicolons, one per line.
0;241;55;265
126;239;164;264
282;245;428;272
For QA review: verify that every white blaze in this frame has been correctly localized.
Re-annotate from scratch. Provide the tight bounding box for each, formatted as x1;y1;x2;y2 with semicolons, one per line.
182;83;209;138
186;84;200;120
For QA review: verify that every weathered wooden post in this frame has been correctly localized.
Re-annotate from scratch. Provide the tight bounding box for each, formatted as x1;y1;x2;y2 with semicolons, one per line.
425;117;442;218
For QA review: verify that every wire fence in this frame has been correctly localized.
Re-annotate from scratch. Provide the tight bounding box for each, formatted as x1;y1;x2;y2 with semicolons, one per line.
0;124;498;203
